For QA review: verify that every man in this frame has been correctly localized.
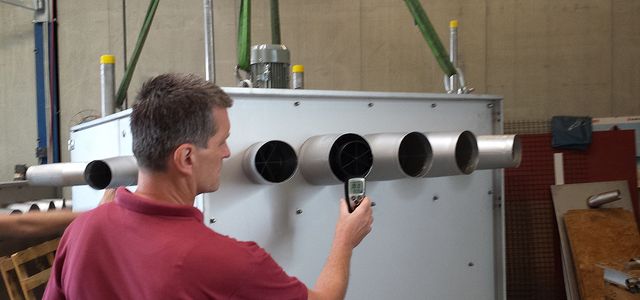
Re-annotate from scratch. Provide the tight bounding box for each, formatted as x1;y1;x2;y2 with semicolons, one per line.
44;73;373;299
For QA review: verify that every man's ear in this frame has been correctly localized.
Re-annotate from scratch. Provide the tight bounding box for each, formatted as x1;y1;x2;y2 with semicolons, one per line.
172;144;195;175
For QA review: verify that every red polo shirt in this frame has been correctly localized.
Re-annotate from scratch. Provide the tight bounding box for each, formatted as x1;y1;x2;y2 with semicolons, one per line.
44;188;307;299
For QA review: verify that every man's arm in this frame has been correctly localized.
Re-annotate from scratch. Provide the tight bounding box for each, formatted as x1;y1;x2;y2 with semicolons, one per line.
308;197;374;300
0;210;79;239
0;188;116;240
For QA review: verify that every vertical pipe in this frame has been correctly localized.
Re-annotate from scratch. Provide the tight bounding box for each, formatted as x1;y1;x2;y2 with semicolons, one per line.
203;0;216;83
49;18;60;162
121;0;128;108
449;19;458;93
34;22;48;165
270;0;281;44
100;55;116;117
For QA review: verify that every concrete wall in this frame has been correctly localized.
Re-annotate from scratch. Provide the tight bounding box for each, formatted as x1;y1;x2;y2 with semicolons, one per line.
1;0;639;181
0;6;39;182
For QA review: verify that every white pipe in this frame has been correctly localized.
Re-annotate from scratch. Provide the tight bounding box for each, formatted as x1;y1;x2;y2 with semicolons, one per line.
242;141;298;184
365;132;433;181
476;135;522;170
100;55;116;116
84;156;138;190
423;131;479;177
299;133;372;185
26;162;87;186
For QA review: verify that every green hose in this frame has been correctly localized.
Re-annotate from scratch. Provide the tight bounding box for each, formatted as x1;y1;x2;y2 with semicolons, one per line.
270;0;281;44
403;0;456;76
237;0;251;72
115;0;160;108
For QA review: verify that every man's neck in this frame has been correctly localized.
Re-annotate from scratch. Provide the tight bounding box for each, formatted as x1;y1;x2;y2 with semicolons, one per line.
134;170;196;206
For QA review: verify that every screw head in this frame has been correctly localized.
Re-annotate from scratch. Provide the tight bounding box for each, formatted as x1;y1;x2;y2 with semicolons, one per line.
296;209;303;215
431;103;437;108
294;101;300;106
368;102;374;108
468;262;474;267
487;103;494;108
432;195;439;201
209;218;216;224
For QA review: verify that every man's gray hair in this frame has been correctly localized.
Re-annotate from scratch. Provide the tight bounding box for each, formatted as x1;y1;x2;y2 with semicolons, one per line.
130;73;233;171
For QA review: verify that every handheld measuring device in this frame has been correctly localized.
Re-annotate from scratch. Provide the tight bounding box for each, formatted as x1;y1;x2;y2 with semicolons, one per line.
344;177;366;213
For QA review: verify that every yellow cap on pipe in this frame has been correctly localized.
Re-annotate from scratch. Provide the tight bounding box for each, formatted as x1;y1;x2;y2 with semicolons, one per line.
100;55;115;64
449;19;458;28
292;65;304;73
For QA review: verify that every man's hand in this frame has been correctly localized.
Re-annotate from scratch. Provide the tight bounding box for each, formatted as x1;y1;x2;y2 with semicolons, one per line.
335;196;374;249
99;188;117;205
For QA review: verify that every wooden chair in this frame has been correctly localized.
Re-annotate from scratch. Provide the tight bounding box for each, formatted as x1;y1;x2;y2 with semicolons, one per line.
10;238;60;300
0;256;23;300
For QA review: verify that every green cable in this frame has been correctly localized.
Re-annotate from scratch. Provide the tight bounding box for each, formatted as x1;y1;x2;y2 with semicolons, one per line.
403;0;456;76
115;0;160;108
237;0;251;72
270;0;281;44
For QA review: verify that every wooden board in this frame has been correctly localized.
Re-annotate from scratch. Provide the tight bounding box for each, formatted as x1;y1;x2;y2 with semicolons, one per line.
565;208;640;300
551;180;635;299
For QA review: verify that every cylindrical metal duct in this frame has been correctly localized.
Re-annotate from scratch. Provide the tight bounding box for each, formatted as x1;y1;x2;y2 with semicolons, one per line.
587;190;621;208
6;203;41;213
26;162;87;186
300;133;373;185
476;135;522;170
100;55;116;117
365;132;433;181
84;156;138;190
423;131;479;177
250;44;290;88
243;140;298;184
203;0;216;83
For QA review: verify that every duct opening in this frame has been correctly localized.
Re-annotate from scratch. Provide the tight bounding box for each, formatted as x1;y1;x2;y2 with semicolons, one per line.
455;131;479;174
252;141;298;183
398;132;432;177
84;160;112;190
512;135;522;166
329;134;373;182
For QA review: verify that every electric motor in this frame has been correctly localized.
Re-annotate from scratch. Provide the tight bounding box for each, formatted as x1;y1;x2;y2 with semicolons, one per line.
250;44;290;88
